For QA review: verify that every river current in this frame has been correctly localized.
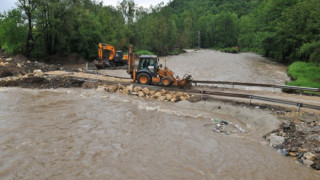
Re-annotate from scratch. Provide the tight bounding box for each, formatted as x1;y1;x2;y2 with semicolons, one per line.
0;88;319;179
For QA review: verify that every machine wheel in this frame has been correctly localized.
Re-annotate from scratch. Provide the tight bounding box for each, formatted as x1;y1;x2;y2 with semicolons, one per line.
161;76;172;87
137;73;151;85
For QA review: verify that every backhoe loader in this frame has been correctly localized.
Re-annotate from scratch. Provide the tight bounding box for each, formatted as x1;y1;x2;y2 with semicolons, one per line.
94;43;128;69
127;45;192;88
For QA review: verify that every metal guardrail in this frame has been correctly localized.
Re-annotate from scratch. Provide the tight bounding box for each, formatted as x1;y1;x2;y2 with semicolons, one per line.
182;89;320;111
192;80;320;92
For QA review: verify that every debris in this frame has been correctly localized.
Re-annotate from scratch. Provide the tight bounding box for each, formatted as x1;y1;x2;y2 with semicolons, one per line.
5;58;13;62
304;152;316;161
302;159;314;167
268;133;285;147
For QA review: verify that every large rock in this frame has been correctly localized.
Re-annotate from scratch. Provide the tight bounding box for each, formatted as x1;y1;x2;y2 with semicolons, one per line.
160;89;166;95
5;58;13;62
269;133;285;147
171;97;178;102
302;159;314;166
154;92;162;98
33;69;44;77
138;91;145;97
165;94;173;100
107;86;118;93
175;92;184;97
158;96;166;101
149;90;156;95
142;88;150;95
133;86;142;92
180;96;187;101
124;85;133;94
304;152;316;161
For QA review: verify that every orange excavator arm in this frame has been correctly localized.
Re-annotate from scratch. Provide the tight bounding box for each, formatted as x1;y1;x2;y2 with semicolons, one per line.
98;43;116;61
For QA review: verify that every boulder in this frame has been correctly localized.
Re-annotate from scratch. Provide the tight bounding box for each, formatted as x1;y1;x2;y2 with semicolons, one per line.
107;86;118;93
78;68;83;72
149;90;156;95
154;92;162;98
142;87;150;95
165;94;173;100
171;97;178;102
160;89;166;95
124;85;133;94
5;58;13;62
127;85;133;92
133;86;142;92
269;133;285;147
17;63;22;68
183;93;190;98
33;69;44;77
138;91;145;97
158;96;166;101
302;159;314;167
304;152;316;161
180;96;187;101
175;92;184;97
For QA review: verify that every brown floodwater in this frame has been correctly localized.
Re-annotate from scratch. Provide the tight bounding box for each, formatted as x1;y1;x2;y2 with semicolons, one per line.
160;50;289;84
0;88;319;179
100;50;289;91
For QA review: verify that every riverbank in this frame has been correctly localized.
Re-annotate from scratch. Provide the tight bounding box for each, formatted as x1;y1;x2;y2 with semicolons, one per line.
286;62;320;93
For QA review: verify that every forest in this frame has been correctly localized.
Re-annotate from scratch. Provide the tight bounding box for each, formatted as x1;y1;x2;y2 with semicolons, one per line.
0;0;319;65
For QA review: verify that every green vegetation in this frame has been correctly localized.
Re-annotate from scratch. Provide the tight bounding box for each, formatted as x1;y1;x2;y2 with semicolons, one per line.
221;47;240;54
0;0;319;78
135;50;154;56
286;62;320;88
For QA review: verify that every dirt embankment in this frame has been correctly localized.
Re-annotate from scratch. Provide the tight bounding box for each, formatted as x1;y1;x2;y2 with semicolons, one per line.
0;55;60;78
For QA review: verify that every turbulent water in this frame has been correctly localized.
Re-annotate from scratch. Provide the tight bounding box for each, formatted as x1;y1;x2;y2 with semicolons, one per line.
160;50;289;84
101;50;289;91
0;88;319;179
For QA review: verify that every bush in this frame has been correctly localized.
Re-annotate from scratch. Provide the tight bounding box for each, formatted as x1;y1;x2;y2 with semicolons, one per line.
135;50;154;56
221;47;240;53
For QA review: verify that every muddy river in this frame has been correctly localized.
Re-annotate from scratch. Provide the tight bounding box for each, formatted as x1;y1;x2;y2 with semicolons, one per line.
161;50;289;84
1;88;319;179
102;50;289;84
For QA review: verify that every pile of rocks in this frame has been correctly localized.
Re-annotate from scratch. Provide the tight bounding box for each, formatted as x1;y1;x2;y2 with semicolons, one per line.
97;84;190;102
0;57;58;78
265;121;320;170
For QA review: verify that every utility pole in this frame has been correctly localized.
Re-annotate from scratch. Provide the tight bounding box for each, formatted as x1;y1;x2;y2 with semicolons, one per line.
198;31;201;49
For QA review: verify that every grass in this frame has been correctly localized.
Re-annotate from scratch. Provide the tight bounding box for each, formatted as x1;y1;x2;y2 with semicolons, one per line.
286;61;320;88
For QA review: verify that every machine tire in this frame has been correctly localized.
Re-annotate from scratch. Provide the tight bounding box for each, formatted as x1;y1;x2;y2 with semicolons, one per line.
137;73;151;85
161;76;172;87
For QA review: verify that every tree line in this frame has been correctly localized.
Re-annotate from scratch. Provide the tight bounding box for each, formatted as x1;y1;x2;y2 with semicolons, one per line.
0;0;319;64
